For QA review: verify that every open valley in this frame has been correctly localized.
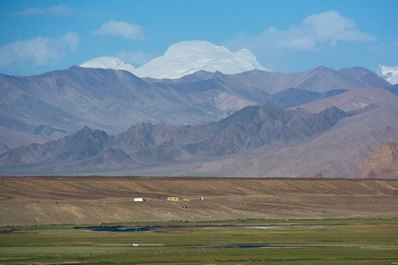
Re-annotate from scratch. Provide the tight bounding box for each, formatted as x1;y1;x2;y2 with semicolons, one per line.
1;177;397;264
1;177;398;265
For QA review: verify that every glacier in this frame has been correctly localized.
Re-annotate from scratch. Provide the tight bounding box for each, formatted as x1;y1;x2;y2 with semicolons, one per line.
80;56;136;74
378;65;398;85
80;41;268;79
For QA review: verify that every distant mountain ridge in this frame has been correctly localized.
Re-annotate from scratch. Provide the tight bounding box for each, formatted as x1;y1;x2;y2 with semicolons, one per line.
179;89;398;179
0;65;390;148
1;88;398;178
0;103;349;173
167;66;389;94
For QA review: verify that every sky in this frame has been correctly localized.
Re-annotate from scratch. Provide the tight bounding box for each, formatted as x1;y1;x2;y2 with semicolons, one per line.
0;0;397;76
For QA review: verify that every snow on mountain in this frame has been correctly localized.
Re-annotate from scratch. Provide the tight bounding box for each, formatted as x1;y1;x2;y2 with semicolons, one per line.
133;41;267;79
80;56;136;74
378;65;398;85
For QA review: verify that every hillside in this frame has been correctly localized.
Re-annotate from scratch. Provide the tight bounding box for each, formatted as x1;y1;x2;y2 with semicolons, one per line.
0;104;349;174
0;67;255;148
2;88;398;178
357;142;398;179
164;89;398;178
0;65;388;148
296;88;398;113
1;176;397;225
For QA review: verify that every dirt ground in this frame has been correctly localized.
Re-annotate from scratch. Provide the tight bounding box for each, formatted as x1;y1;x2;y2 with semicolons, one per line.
0;176;397;225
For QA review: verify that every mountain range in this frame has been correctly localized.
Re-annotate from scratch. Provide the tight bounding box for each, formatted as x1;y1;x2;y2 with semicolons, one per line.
2;87;398;178
185;97;398;178
1;61;397;178
0;65;389;148
80;41;398;87
0;103;349;174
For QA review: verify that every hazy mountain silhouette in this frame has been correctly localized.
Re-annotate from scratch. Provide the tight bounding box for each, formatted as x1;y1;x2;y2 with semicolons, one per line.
0;65;390;149
0;103;349;174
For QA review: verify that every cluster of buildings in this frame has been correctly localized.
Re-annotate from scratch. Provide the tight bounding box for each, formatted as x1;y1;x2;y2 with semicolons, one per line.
133;196;204;202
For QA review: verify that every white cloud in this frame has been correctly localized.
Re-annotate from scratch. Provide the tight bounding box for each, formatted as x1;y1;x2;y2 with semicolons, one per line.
116;50;152;65
9;4;71;16
95;20;144;41
302;11;375;46
0;33;79;66
228;11;376;52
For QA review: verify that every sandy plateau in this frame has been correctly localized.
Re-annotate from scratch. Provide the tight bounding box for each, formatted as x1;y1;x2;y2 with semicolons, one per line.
0;176;397;225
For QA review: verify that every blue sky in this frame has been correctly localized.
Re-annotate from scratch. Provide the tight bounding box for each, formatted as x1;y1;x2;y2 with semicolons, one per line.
0;0;397;75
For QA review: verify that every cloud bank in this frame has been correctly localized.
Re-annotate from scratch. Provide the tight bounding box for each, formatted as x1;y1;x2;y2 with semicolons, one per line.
228;11;376;53
0;33;79;66
95;20;145;41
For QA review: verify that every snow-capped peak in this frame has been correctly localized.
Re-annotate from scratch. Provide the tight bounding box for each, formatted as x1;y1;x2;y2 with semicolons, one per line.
80;56;135;74
133;40;268;79
378;65;398;85
79;41;268;79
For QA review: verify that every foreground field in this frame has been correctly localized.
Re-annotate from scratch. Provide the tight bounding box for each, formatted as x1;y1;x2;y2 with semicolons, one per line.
0;218;397;264
1;177;397;264
1;177;398;225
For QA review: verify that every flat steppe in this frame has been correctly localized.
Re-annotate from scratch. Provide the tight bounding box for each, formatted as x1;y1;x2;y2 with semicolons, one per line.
1;176;397;225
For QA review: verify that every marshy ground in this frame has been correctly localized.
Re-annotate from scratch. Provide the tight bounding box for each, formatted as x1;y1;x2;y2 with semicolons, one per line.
1;218;397;264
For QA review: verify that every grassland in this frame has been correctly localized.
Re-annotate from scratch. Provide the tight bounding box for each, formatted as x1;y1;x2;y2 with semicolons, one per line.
0;218;397;264
1;177;397;263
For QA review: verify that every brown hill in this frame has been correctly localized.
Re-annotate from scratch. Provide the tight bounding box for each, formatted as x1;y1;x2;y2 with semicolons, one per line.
0;104;348;174
0;176;397;225
175;104;398;178
357;142;398;179
296;88;398;113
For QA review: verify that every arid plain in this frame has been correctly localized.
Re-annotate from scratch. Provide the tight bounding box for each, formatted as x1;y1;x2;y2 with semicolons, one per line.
1;176;397;226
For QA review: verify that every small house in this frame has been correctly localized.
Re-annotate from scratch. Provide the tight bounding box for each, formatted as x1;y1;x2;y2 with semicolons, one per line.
167;196;179;202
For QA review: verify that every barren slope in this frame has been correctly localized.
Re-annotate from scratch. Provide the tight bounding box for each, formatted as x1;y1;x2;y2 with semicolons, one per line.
358;142;398;179
1;177;397;225
296;88;398;113
184;94;398;178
